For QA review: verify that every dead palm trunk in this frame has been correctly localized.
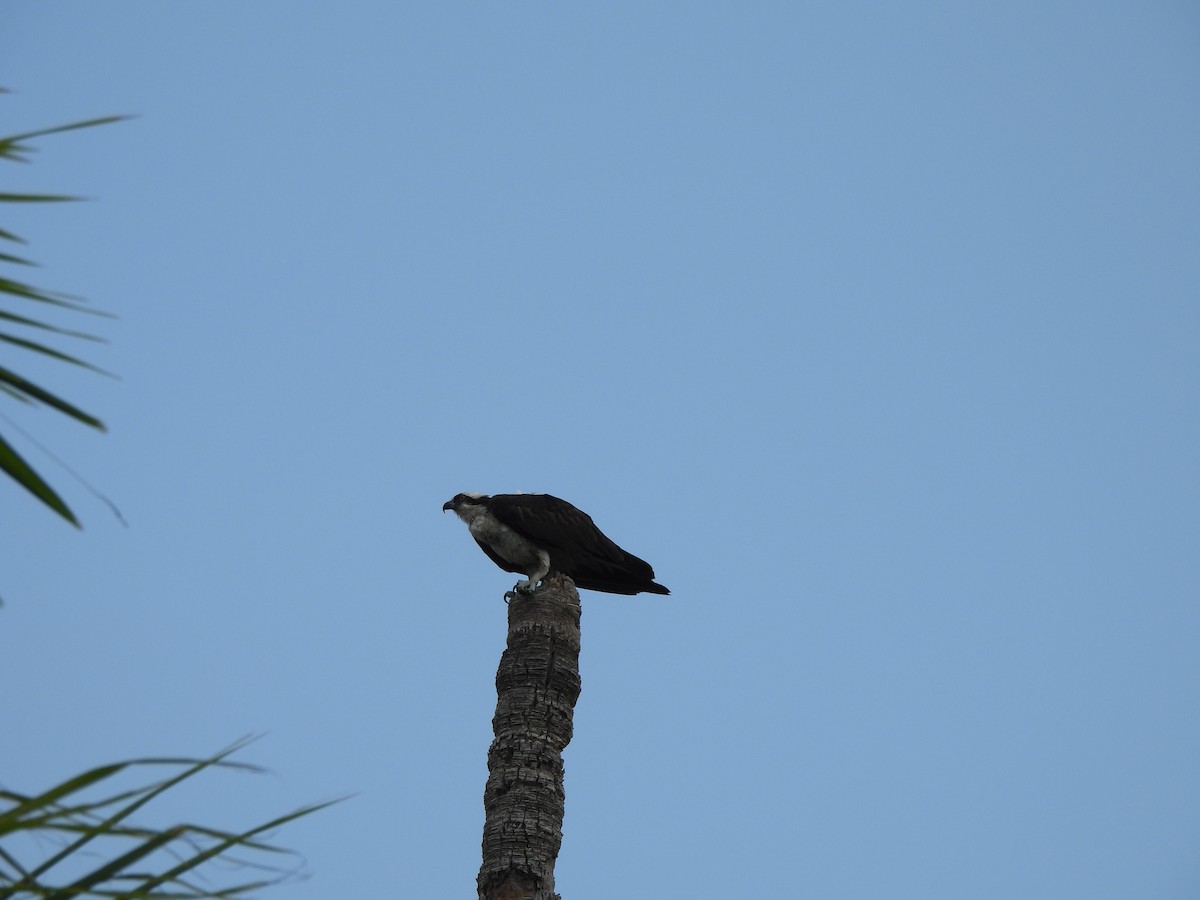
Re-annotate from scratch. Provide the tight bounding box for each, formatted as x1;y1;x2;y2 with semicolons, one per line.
477;573;581;900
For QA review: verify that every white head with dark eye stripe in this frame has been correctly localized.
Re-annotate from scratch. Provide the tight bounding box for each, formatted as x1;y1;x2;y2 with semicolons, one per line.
443;492;490;522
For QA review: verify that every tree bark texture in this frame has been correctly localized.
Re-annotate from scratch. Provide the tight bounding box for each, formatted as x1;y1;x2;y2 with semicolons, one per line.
477;574;581;900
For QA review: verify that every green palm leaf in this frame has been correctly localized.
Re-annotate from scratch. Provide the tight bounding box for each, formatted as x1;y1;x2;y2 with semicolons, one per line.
0;430;76;524
0;741;342;899
1;109;127;523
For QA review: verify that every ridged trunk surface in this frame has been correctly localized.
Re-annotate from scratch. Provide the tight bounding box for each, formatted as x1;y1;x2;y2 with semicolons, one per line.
477;574;581;900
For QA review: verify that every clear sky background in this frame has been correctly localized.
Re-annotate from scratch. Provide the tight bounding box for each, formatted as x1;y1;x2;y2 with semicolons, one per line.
2;3;1199;898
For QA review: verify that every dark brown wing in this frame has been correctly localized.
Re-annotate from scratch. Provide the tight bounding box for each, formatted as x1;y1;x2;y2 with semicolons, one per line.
488;493;669;595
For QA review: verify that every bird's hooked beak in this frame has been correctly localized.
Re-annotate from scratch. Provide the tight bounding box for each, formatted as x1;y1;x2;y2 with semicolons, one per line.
442;499;455;512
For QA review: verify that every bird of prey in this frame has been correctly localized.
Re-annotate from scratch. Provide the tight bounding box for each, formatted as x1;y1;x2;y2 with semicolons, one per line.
443;492;670;596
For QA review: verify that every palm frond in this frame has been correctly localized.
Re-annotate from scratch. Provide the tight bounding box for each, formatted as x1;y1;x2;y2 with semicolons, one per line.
0;741;342;899
1;109;123;524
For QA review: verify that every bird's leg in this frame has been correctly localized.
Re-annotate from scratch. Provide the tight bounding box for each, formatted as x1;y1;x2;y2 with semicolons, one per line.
510;552;551;596
505;578;539;603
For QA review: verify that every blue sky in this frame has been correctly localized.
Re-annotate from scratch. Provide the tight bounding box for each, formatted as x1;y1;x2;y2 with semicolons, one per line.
2;3;1199;897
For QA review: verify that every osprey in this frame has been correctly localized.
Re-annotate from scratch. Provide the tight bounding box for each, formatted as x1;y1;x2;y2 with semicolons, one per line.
443;492;670;596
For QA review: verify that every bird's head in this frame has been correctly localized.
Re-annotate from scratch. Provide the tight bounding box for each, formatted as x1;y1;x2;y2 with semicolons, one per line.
443;492;489;520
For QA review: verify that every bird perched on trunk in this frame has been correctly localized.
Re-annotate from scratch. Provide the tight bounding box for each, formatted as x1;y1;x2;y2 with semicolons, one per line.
443;492;670;596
